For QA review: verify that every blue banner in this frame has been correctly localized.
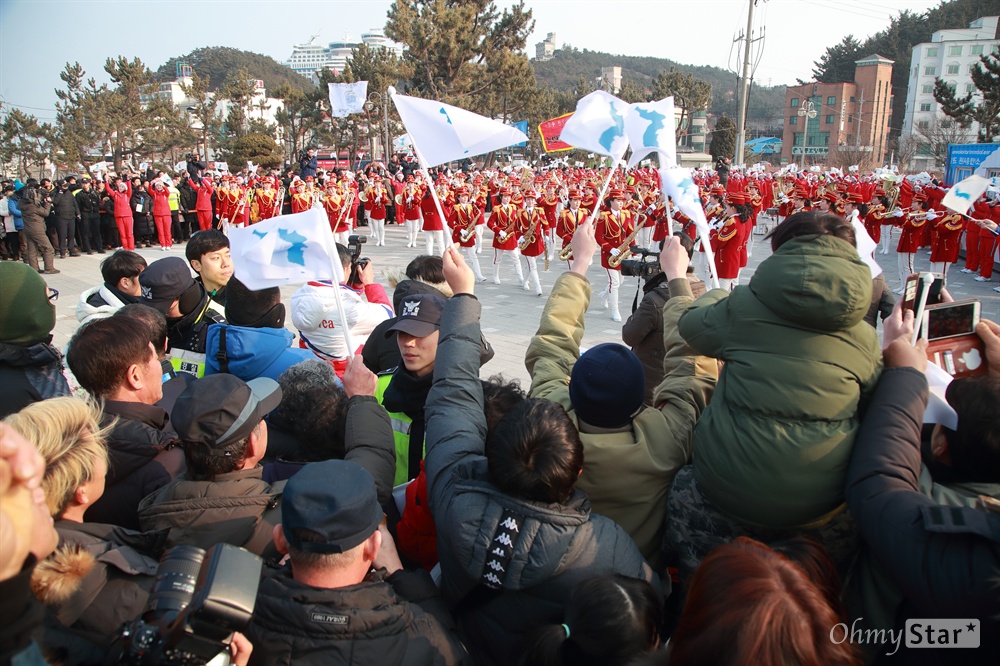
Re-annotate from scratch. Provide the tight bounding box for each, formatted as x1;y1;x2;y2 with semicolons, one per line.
509;121;528;147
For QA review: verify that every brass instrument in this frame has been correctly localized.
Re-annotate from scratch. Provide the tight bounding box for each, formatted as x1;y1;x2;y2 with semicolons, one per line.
334;190;355;230
704;202;723;219
883;178;901;211
460;222;478;243
272;186;285;217
518;211;542;250
558;244;574;261
607;222;645;268
394;193;403;205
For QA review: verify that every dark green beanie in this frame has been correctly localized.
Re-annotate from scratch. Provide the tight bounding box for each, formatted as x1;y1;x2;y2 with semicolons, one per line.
0;263;56;345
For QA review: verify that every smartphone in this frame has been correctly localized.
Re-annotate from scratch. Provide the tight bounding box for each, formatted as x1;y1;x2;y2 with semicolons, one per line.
902;272;944;312
921;300;987;377
922;300;980;341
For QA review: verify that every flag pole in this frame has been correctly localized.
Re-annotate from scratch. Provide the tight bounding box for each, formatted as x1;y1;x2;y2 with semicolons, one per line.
583;153;623;228
412;142;453;253
316;215;357;355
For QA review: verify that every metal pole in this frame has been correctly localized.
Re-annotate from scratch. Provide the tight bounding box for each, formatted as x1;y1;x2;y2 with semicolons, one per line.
734;0;755;167
800;102;808;170
383;93;390;162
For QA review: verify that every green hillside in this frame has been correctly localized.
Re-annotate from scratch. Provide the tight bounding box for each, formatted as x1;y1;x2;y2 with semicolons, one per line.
532;47;787;127
155;46;315;94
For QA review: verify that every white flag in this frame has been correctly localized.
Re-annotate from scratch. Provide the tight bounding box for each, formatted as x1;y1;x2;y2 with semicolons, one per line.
625;97;676;167
390;93;528;167
941;174;990;216
560;91;630;159
659;167;709;244
229;208;344;291
328;81;368;119
849;216;882;279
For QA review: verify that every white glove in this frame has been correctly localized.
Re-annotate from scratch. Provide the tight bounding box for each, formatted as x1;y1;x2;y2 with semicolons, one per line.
610;247;620;257
925;211;938;221
893;209;904;218
498;231;506;241
779;196;790;204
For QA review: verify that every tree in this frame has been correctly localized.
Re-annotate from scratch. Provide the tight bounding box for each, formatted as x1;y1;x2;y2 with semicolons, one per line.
1;108;53;178
933;53;1000;143
179;72;222;158
273;82;325;161
812;35;864;83
888;134;920;171
617;79;646;104
913;117;976;166
709;114;736;161
385;0;535;104
223;132;283;171
652;68;712;137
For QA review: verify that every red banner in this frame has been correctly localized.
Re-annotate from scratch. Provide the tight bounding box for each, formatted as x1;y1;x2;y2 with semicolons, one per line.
538;113;574;153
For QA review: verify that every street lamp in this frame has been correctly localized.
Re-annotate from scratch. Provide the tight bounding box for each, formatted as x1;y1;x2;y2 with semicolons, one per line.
797;100;817;169
367;91;391;164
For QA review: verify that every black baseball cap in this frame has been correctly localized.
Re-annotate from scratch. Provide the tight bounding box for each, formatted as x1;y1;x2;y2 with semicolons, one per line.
173;375;282;450
282;460;383;554
385;293;445;339
139;257;201;316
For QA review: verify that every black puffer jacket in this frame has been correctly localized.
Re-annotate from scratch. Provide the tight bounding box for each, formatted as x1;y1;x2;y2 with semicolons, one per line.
845;367;1000;665
425;295;660;666
0;341;71;419
84;401;184;530
50;188;79;222
246;566;468;665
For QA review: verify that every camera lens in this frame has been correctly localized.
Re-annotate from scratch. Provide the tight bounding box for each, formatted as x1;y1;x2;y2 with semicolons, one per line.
142;545;205;622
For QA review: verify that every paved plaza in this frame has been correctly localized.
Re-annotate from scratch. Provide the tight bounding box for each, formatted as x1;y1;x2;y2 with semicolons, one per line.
41;221;1000;385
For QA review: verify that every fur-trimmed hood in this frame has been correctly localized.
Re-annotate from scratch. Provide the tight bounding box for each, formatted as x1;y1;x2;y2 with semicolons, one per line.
31;544;95;606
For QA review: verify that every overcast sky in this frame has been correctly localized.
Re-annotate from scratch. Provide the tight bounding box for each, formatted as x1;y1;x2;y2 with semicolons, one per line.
1;0;944;121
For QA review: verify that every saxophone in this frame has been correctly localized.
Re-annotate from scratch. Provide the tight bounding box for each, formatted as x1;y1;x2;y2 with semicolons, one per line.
607;221;645;268
458;205;478;243
518;210;541;250
558;244;574;261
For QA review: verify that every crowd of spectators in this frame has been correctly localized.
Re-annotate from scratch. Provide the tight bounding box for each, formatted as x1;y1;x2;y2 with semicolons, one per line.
0;209;997;666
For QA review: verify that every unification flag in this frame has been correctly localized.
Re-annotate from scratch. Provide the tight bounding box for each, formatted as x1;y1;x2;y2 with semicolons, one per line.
941;174;991;216
390;93;528;167
538;113;574;152
229;208;344;291
509;120;529;147
659;166;718;288
328;82;368;118
560;91;630;160
625;97;676;167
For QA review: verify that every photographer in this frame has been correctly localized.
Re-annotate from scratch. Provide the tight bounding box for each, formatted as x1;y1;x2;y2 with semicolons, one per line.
185;153;207;182
622;233;706;406
290;240;393;377
298;148;318;180
17;179;58;274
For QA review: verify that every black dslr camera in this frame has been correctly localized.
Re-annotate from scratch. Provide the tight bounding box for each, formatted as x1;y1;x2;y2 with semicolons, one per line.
620;246;662;280
110;544;262;665
347;234;369;287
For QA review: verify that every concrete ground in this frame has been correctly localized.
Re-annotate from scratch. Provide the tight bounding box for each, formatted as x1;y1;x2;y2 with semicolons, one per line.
38;220;1000;386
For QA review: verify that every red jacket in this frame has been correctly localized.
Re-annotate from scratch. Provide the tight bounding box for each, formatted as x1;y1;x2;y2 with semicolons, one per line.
148;186;171;217
189;179;215;212
105;181;133;220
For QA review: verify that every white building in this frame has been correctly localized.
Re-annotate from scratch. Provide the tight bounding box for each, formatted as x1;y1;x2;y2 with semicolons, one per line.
598;66;622;94
902;15;999;169
286;29;405;83
535;33;556;61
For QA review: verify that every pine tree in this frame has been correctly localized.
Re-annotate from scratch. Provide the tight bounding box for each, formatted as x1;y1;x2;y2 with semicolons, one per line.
709;114;736;161
933;54;1000;142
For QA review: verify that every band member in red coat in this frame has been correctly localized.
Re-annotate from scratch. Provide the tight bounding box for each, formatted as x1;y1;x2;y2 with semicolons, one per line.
929;210;965;286
712;194;744;292
518;190;548;296
363;175;390;246
488;187;524;284
290;180;312;214
595;189;633;321
556;189;587;267
450;186;485;281
397;176;423;248
895;193;935;293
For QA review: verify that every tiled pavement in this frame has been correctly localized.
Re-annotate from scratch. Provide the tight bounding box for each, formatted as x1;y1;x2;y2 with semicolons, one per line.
36;221;1000;386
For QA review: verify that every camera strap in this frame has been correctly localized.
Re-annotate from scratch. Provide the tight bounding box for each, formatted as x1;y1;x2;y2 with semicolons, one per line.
216;325;230;374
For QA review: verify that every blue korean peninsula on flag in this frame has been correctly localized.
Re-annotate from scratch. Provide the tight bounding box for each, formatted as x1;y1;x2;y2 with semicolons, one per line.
229;208;344;291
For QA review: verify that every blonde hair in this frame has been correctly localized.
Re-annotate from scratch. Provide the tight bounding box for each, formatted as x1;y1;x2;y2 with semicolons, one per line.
3;397;112;517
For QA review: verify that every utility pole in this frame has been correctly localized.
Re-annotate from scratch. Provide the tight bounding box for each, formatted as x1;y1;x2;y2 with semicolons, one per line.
734;0;759;168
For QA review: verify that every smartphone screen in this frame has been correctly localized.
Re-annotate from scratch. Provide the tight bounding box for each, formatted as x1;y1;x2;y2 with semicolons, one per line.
923;302;980;340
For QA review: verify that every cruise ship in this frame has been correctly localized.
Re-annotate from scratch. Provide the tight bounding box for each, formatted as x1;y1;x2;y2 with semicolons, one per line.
286;29;404;83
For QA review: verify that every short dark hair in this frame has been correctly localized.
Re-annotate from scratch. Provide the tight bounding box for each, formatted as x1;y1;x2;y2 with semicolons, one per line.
67;316;153;399
481;375;526;441
116;304;168;354
100;250;147;287
943;376;1000;483
405;255;445;283
336;242;352;271
286;390;350;462
488;398;583;504
765;210;856;252
225;277;284;328
183;431;252;481
185;229;230;264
